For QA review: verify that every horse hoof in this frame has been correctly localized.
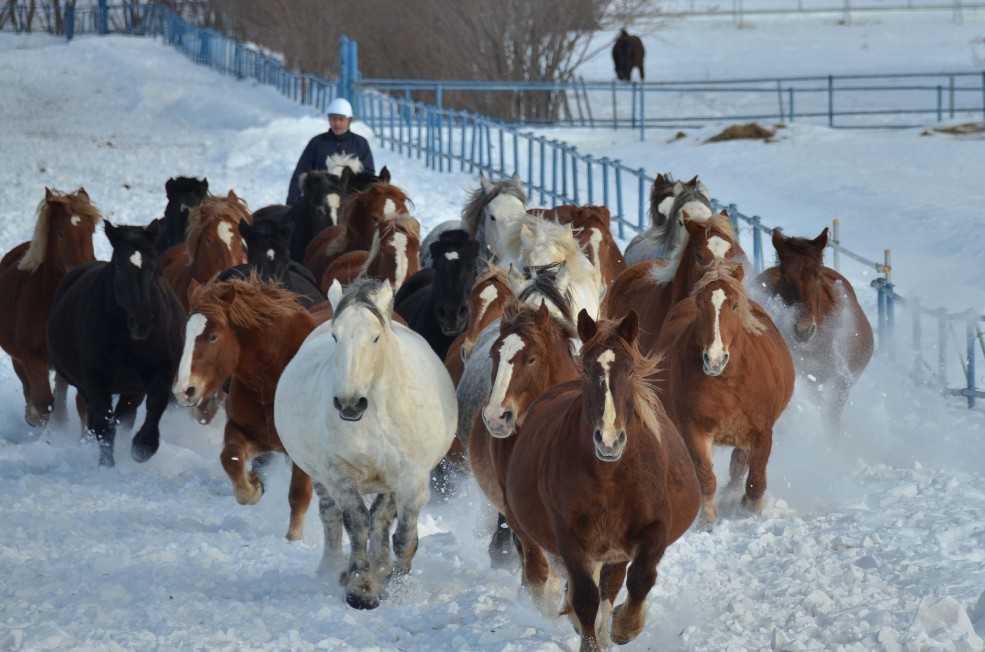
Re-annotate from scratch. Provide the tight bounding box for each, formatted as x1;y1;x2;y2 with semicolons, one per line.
24;405;49;429
611;603;645;645
345;591;380;610
98;450;116;468
741;494;765;514
130;438;159;463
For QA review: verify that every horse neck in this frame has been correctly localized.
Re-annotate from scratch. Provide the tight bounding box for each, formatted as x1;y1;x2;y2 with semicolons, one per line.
234;313;314;399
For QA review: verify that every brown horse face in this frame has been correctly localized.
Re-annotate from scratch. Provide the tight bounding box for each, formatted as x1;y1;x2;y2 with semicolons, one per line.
49;192;98;267
173;295;240;407
483;303;554;439
694;280;743;377
577;310;639;463
685;212;743;280
773;228;828;343
461;276;511;359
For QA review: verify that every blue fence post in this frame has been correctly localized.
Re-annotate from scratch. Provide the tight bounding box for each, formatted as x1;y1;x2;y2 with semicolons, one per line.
499;127;505;177
631;82;638;129
585;155;594;204
539;137;546;205
559;143;567;202
876;280;888;353
886;281;896;360
512;129;520;177
614;161;625;240
65;3;75;40
551;141;559;207
752;216;763;273
601;157;610;213
527;134;534;198
788;88;795;122
98;0;108;34
727;203;739;235
459;112;467;172
828;75;834;127
639;85;646;141
637;169;646;231
966;315;977;408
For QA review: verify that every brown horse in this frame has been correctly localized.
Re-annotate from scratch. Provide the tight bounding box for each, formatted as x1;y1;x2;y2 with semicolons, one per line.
758;228;873;429
162;190;252;311
605;210;745;355
319;215;421;292
303;176;411;282
530;205;626;287
612;28;645;81
0;187;101;428
468;300;579;566
173;275;331;541
444;266;515;386
656;259;794;524
504;310;699;651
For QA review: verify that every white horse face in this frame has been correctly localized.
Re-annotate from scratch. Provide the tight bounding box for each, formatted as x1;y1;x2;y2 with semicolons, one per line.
519;223;565;270
483;193;525;258
330;306;387;421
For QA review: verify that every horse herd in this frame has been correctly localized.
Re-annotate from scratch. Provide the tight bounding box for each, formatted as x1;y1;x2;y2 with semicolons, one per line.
0;160;873;651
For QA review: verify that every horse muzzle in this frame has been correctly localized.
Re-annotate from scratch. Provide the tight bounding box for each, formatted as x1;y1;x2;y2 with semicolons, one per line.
593;429;626;463
173;383;201;408
794;320;818;343
334;395;368;422
702;351;730;377
482;406;515;439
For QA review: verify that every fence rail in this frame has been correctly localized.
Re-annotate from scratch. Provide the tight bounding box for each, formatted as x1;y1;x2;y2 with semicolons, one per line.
15;2;981;408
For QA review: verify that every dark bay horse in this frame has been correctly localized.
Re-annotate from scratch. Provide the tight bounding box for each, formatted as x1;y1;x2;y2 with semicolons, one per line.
758;228;873;430
624;174;711;266
505;310;700;650
285;168;352;263
0;187;101;428
612;29;645;81
173;275;330;540
48;221;185;466
656;259;794;523
154;176;209;254
605;211;745;355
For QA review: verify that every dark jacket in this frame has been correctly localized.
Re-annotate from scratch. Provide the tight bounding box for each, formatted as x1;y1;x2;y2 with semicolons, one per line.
286;130;375;205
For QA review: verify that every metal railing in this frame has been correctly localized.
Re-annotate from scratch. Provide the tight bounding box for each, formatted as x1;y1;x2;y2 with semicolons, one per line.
362;73;985;132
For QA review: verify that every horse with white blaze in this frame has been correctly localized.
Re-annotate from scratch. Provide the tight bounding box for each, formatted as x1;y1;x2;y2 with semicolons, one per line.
274;278;458;610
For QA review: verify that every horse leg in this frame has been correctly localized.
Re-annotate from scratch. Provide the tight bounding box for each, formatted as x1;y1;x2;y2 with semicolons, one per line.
488;512;519;570
331;476;379;610
515;533;552;618
50;372;69;427
391;483;428;579
824;380;850;436
368;493;397;580
314;482;344;576
75;391;88;439
83;389;116;467
22;357;54;428
612;521;668;645
130;379;169;463
597;562;628;646
741;432;772;514
286;462;313;541
220;423;262;505
687;429;718;524
727;448;750;494
114;392;145;433
560;549;603;652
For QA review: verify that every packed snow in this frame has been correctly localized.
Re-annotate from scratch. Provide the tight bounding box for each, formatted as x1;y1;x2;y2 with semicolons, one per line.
1;18;984;652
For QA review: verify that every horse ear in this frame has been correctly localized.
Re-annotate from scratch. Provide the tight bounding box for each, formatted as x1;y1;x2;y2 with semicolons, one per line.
378;167;391;183
144;218;162;243
813;227;829;250
618;310;639;344
77;187;89;200
370;280;395;319
576;309;597;343
480;174;493;193
535;299;551;326
201;178;209;192
238;219;252;239
511;172;522;187
187;278;203;307
165;178;176;199
326;279;344;312
227;189;239;201
103;220;118;245
771;228;784;251
687;175;700;187
45;187;54;201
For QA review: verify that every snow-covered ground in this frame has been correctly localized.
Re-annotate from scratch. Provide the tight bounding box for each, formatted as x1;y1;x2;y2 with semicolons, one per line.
1;22;984;652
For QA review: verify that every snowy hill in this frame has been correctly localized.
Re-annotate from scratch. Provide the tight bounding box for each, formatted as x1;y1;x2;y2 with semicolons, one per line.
1;28;984;652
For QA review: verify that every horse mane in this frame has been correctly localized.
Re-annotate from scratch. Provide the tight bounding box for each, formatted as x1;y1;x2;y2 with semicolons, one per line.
647;173;676;228
461;176;527;237
333;277;390;325
580;317;666;445
18;189;102;272
516;267;575;329
192;273;306;331
649;210;736;287
474;264;512;291
691;259;767;335
326;152;363;176
185;194;252;260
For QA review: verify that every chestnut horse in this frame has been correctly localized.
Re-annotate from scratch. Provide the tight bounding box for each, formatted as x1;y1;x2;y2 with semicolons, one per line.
444;266;514;386
605;211;746;355
172;275;330;541
757;228;873;430
0;187;101;428
504;310;700;651
529;205;626;287
162;191;252;311
469;300;579;567
320;215;421;292
656;259;794;524
303;170;410;281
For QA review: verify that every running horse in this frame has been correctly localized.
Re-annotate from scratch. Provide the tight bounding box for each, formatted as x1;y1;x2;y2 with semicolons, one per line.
320;215;421;292
172;275;331;541
656;258;794;524
623;174;711;266
528;204;626;288
757;228;873;431
0;187;101;428
504;310;700;651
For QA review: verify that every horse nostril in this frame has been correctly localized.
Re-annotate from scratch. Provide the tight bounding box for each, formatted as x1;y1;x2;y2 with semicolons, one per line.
593;430;603;445
723;352;730;365
356;397;368;411
333;397;343;411
617;431;627;445
702;352;710;365
184;387;195;399
502;410;514;424
458;305;468;319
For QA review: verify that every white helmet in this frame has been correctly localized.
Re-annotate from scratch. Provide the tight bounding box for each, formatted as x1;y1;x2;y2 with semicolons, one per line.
326;97;353;118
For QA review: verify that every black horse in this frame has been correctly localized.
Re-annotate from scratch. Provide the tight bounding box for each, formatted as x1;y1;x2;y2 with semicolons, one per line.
48;221;185;467
153;176;210;253
612;29;645;81
217;212;325;308
394;229;480;360
285;169;352;263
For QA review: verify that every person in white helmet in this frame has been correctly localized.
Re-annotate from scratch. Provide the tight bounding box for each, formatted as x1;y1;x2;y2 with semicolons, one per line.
285;97;376;205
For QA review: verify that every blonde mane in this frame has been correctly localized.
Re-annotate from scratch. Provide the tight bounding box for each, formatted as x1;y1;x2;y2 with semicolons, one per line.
691;259;767;335
649;211;737;287
185;193;251;261
192;273;306;331
18;188;102;272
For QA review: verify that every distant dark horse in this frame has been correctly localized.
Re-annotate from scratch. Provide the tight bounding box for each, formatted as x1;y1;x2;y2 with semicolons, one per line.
612;29;645;81
48;221;185;467
154;176;210;254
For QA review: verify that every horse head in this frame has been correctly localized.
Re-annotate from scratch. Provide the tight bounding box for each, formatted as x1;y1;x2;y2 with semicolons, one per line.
104;220;164;341
690;261;766;377
300;170;349;227
771;227;830;343
240;217;293;280
428;230;481;337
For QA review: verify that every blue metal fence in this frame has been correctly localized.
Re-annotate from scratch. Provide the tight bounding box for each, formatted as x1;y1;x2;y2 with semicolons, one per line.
24;2;983;408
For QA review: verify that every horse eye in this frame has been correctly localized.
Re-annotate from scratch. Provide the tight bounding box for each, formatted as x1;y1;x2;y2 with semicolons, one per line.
526;356;535;365
732;303;739;310
489;215;496;222
208;333;218;343
373;335;380;343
